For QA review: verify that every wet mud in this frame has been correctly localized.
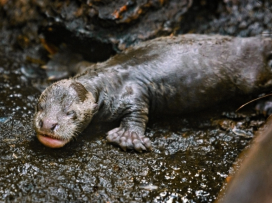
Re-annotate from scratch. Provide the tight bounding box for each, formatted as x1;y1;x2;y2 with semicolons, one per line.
1;0;272;202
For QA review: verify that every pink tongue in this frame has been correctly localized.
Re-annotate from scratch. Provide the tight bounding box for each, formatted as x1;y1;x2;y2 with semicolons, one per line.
37;134;67;148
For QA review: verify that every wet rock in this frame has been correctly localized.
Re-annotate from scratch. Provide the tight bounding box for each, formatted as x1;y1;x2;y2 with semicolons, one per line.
217;117;272;203
0;0;194;64
40;0;193;51
179;0;272;37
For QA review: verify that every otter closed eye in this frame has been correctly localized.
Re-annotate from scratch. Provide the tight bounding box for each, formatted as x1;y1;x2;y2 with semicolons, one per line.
34;34;272;151
66;110;77;119
66;110;75;116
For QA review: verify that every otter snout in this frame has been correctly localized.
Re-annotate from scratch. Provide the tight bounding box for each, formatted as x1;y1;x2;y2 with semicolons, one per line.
39;119;59;132
35;117;69;148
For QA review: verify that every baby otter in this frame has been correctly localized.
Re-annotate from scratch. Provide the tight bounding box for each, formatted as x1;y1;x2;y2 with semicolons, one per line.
34;34;272;152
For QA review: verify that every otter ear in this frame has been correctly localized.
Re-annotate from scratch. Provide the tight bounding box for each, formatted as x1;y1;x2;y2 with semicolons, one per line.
82;100;98;119
69;82;89;102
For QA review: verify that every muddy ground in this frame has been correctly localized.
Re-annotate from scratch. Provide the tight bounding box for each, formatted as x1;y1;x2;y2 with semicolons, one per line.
0;0;272;202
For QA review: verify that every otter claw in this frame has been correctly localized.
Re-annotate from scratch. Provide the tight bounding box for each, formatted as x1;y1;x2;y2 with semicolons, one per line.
106;128;152;152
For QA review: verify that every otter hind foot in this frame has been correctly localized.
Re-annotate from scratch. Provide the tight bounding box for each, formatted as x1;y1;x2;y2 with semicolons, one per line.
106;127;152;152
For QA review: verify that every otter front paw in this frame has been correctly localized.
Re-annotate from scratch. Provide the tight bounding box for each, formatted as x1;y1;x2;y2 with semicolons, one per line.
255;98;272;116
106;127;152;152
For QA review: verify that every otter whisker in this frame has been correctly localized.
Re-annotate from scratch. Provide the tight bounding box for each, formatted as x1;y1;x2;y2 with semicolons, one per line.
236;93;272;112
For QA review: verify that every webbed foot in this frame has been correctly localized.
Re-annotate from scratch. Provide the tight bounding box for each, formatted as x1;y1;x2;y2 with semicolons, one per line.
106;127;152;152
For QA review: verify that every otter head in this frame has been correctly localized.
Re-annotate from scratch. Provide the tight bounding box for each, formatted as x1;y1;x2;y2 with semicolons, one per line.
33;79;97;148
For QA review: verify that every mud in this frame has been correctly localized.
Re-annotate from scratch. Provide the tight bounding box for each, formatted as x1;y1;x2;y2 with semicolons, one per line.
1;0;272;202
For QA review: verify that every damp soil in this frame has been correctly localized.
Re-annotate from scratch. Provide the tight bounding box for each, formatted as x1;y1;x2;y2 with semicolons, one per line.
1;0;272;202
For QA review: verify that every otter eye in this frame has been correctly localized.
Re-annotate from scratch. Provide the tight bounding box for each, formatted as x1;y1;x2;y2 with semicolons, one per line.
67;110;77;119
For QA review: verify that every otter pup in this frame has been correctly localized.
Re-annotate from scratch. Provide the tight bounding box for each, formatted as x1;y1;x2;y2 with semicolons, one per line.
34;34;272;152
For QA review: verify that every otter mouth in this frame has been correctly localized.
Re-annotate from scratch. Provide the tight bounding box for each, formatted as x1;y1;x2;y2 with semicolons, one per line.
36;132;69;148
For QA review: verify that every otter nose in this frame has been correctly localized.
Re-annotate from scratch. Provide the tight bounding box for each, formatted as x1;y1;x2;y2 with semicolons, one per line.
39;119;58;131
